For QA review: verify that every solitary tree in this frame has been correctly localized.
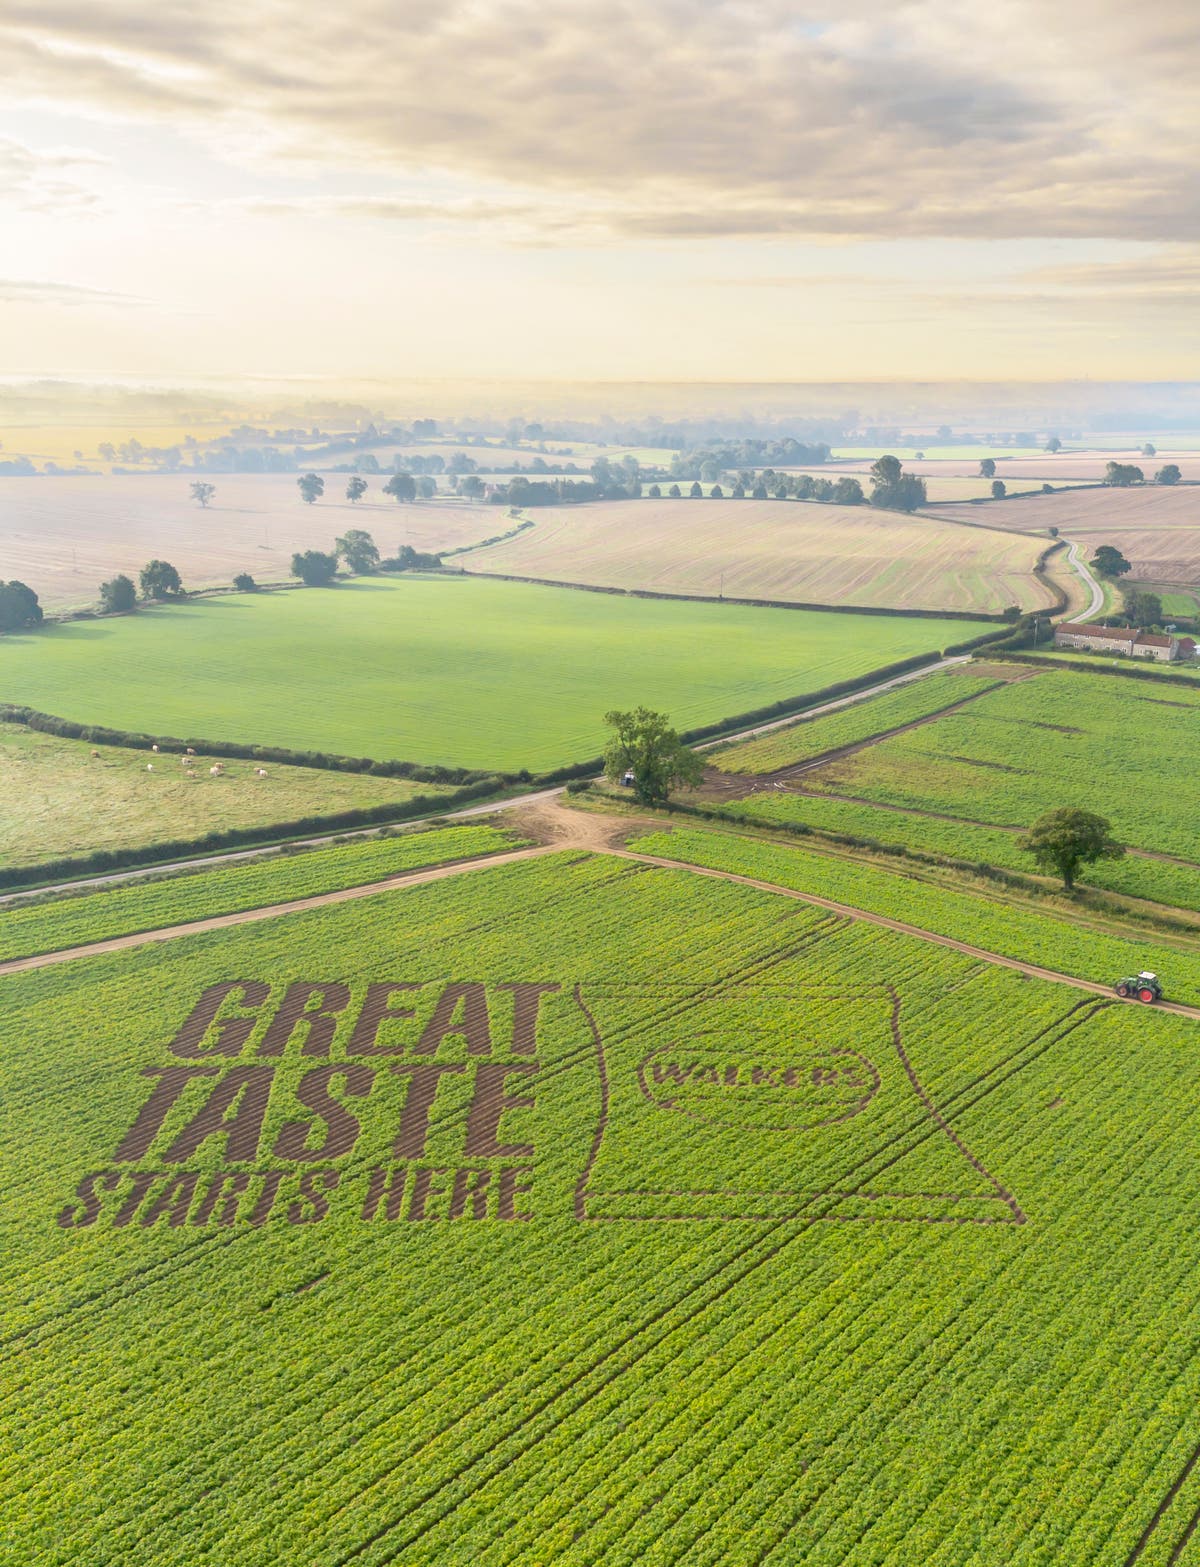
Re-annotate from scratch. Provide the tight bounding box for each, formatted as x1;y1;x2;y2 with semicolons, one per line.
709;484;724;498
668;483;682;498
991;479;1007;499
99;574;137;614
1123;589;1163;628
1046;437;1062;453
190;481;216;508
689;481;703;498
1156;464;1181;486
461;474;485;501
1018;808;1124;890
335;528;380;574
346;476;368;503
297;473;325;504
979;458;997;478
139;559;183;599
383;473;417;503
0;579;43;633
603;707;704;807
1089;544;1132;579
232;572;257;592
1142;443;1157;458
647;483;662;497
290;550;339;586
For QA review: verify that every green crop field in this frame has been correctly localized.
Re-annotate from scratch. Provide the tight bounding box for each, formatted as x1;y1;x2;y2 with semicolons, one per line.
711;669;1003;774
0;578;985;772
10;844;1200;1565
0;723;452;870
786;668;1200;865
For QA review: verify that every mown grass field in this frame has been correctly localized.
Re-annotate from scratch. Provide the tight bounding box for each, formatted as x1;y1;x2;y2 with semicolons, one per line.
0;577;986;771
465;499;1057;614
706;667;1200;907
10;843;1200;1565
0;724;452;869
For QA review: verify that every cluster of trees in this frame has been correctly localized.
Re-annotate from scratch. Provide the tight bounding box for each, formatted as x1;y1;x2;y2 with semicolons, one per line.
868;455;927;513
489;477;611;507
1102;461;1181;487
97;560;185;615
669;438;830;480
290;530;443;585
640;475;864;504
1086;544;1179;632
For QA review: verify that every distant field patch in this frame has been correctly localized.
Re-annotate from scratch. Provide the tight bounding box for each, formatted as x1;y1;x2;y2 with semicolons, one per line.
0;475;493;608
0;577;984;771
0;724;450;869
463;499;1056;614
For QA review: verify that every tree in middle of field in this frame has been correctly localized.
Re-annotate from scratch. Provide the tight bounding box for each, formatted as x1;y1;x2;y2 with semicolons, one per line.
297;473;325;504
290;549;339;586
139;560;184;600
190;481;216;508
335;528;380;574
1018;807;1124;891
603;707;703;807
1089;544;1132;580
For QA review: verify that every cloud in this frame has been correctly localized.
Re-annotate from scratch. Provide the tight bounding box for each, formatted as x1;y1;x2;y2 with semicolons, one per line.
0;277;145;306
0;136;106;210
0;0;1197;242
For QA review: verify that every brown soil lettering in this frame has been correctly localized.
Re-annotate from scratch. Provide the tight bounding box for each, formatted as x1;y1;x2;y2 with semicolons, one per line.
258;982;350;1058
286;1168;339;1224
111;1170;162;1227
162;1066;275;1163
192;1171;252;1226
462;1062;538;1159
415;982;493;1056
346;982;423;1055
138;1172;201;1227
113;1064;220;1161
56;1170;121;1228
407;1166;450;1221
498;1165;534;1222
169;982;271;1058
248;1170;288;1226
495;982;561;1054
273;1064;375;1161
389;1063;465;1159
449;1166;492;1219
362;1165;410;1221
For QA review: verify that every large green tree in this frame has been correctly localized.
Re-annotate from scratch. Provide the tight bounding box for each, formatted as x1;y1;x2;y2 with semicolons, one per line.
139;560;183;599
1122;589;1163;628
335;528;380;574
979;458;997;478
99;574;137;614
383;473;416;503
297;473;325;504
1156;464;1181;486
0;579;43;633
1089;544;1132;579
602;707;703;807
1104;462;1144;487
346;477;368;503
1018;808;1124;890
290;550;339;586
870;454;903;488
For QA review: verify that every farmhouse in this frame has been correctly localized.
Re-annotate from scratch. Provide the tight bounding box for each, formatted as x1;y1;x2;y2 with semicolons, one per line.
1054;624;1189;663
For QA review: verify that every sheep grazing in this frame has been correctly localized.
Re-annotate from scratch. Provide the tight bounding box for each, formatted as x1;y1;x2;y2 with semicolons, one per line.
181;757;194;767
254;768;268;777
151;744;159;754
185;747;196;755
146;763;155;772
90;749;100;759
209;765;224;776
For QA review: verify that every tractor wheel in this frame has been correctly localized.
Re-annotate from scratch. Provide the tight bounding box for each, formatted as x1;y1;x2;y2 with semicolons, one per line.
1116;983;1130;997
1139;987;1157;1003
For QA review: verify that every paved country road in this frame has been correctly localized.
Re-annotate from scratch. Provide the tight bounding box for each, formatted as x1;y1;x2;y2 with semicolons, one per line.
1063;540;1105;623
4;819;1197;1024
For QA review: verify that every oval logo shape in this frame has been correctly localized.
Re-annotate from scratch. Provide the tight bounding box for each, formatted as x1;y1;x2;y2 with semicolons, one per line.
638;1037;880;1131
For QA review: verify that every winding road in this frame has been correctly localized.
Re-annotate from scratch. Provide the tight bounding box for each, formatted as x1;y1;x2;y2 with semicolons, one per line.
1063;540;1105;623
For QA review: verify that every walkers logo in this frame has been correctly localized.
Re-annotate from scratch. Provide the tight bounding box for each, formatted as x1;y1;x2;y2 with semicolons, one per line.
574;984;1025;1225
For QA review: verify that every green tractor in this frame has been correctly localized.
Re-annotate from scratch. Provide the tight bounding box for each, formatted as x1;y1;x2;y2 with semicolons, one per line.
1115;971;1162;1003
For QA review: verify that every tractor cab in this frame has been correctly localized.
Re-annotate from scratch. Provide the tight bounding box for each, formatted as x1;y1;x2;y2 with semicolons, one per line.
1115;971;1162;1003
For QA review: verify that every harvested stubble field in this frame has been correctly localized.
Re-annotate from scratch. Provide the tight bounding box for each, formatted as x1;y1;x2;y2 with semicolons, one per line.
463;499;1058;614
0;724;452;870
0;475;494;609
932;486;1200;582
0;576;984;771
9;843;1200;1565
830;448;1200;482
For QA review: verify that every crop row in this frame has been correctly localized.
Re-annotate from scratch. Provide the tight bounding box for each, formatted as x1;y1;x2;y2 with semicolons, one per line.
802;669;1200;862
710;672;1001;775
629;826;1200;1009
0;823;523;964
724;789;1200;912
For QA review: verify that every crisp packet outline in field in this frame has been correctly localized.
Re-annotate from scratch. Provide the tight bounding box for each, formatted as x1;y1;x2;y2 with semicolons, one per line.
570;982;1025;1225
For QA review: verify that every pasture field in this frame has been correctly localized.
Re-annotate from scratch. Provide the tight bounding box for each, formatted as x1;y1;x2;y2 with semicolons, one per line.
785;668;1200;863
710;668;1003;774
0;822;519;963
11;844;1200;1565
0;475;494;609
0;724;453;869
0;577;987;771
932;486;1200;582
463;499;1058;614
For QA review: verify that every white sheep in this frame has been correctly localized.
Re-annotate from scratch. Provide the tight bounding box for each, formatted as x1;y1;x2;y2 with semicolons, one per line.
151;744;159;754
209;765;223;776
90;749;100;759
254;767;268;777
146;763;155;772
185;747;196;755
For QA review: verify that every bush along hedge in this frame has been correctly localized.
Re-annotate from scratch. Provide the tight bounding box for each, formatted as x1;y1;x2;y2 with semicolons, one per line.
0;777;507;891
984;650;1200;687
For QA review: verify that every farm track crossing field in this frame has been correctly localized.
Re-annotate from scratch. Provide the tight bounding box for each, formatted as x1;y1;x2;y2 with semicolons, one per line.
463;499;1058;613
0;577;987;771
9;849;1200;1563
787;668;1200;865
932;486;1200;584
0;724;451;869
0;475;494;608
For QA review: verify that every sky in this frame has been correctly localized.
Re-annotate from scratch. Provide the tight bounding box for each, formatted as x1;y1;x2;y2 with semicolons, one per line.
1;0;1197;385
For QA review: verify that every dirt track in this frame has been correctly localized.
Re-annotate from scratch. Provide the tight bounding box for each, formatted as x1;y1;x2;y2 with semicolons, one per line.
3;799;1198;1022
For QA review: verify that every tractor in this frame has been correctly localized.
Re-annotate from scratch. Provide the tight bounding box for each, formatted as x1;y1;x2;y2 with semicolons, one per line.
1115;971;1163;1003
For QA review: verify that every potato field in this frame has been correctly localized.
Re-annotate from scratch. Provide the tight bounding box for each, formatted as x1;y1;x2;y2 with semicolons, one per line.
9;847;1200;1564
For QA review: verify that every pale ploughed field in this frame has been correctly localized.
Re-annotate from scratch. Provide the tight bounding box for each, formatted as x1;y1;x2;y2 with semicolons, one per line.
462;498;1060;614
0;475;495;608
931;486;1200;584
